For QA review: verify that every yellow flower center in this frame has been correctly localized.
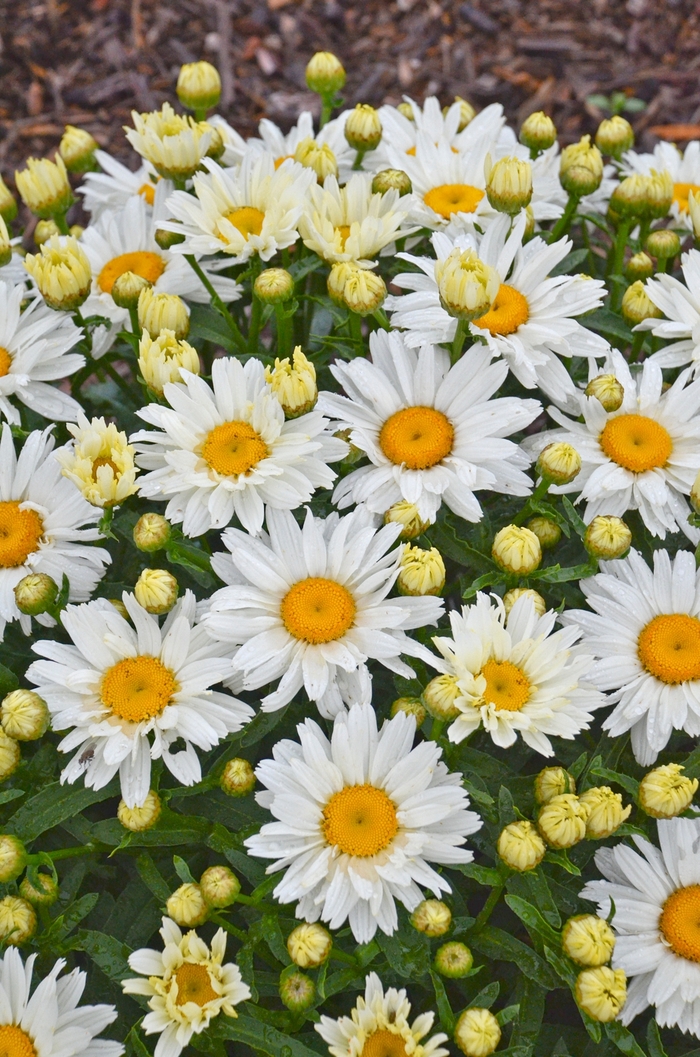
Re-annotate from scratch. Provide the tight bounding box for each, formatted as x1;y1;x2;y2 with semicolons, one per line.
0;1025;37;1057
480;658;531;711
660;884;700;962
98;251;166;294
599;414;672;473
424;183;485;218
473;283;530;336
0;347;12;377
336;224;351;248
100;655;177;723
673;182;700;214
379;406;454;470
0;502;43;569
274;155;292;170
201;421;268;477
281;577;356;644
174;963;219;1007
223;207;265;240
638;614;700;684
361;1031;409;1057
323;784;398;857
138;182;157;206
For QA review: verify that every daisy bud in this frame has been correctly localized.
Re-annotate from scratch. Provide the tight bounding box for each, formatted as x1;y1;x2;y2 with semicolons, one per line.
536;441;581;485
534;766;576;805
286;922;332;968
410;898;452;936
154;225;186;251
397;102;415;120
559;137;603;196
584;515;632;560
526;516;561;550
125;103;213;181
524;204;535;239
112;270;152;310
503;587;546;618
133;512;171;552
645;228;681;260
305;51;346;96
138;288;190;340
294;137;338;182
575;966;627;1023
452;96;477;132
639;762;698;818
371;168;412;196
138;329;200;395
59;125;98;173
328;262;386;316
434;941;473;978
492;525;542;575
625;250;654;282
578;785;631;839
254;267;294;304
19;871;59;906
486;156;533;216
118;789;162;831
134;569;178;615
537;793;589;848
13;573;58;616
594;115;634;159
15;155;74;218
611;173;648;219
0;176;17;224
645;168;673;220
0;733;20;782
621;280;662;326
562;914;615;967
497;819;546;872
689;190;700;240
397;545;445;597
423;674;462;721
56;416;139;509
33;219;60;247
692;469;700;514
280;970;316;1012
345;104;383;152
0;217;10;269
166;882;209;928
0;836;26;883
436;248;499;321
384;501;429;540
390;696;427;727
24;235;92;312
109;598;130;620
200;865;241;908
265;347;317;418
454;1008;501;1057
0;896;36;946
519;110;557;153
1;690;49;742
177;61;222;112
585;373;624;412
221;757;256;797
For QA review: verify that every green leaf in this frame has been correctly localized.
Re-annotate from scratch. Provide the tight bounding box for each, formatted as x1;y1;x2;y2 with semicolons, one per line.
504;894;561;948
561;497;587;539
173;854;196;884
5;780;119;842
0;789;23;806
135;853;171;903
511;978;546;1049
549;249;589;277
210;1013;326;1057
46;892;99;943
454;862;503;887
125;1022;152;1057
0;664;19;696
467;981;500;1010
646;1020;667;1057
472;927;558;989
584;308;633;345
589;765;639;798
430;969;455;1032
497;1004;520;1026
545;849;582;875
69;928;133;981
605;1021;648;1056
528;561;596;584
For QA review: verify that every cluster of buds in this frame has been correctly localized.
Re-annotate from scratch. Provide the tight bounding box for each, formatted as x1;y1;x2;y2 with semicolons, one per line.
562;913;627;1023
611;169;673;222
166;864;241;927
0;834;58;944
0;689;50;784
327;261;386;316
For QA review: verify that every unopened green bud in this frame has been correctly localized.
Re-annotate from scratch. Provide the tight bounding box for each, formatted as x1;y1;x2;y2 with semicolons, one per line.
154;227;186;250
280;970;316;1011
254;268;294;304
390;696;426;727
595;116;634;160
14;573;58;615
625;251;654;282
112;271;152;310
0;835;26;882
133;512;171;552
526;516;561;550
371;169;412;196
19;871;59;906
221;758;256;797
434;941;473;978
305;52;345;96
200;865;240;908
519;111;557;153
645;229;681;260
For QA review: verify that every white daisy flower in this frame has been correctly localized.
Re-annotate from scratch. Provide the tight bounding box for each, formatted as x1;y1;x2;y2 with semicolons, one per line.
0;281;84;424
160;152;315;264
393;131;496;230
244;703;481;942
622;140;700;228
299;172;416;267
132;357;346;538
26;590;253;807
580;818;700;1037
563;547;700;765
385;214;608;405
208;114;249;167
316;971;449;1057
370;96;506;169
634;249;700;373
525;350;700;542
244;111;356;182
203;506;443;717
317;329;540;526
78;148;166;218
0;946;122;1057
432;592;606;756
123;916;251;1057
0;425;110;639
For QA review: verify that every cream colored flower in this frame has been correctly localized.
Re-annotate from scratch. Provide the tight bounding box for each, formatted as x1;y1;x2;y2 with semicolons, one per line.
486;156;533;215
177;61;222;112
138;288;190;340
166;884;209;928
24;235;92;311
454;1008;501;1057
118;789;162;831
579;786;631;838
139;329;199;394
562;914;615;967
538;794;589;848
15;155;73;217
125;102;213;181
328;261;386;314
1;689;48;741
134;568;178;614
410;900;452;936
435;247;499;320
59;125;98;172
264;346;317;417
492;524;541;574
575;967;627;1022
639;763;698;818
287;923;332;968
397;545;445;596
497;820;546;872
55;413;139;508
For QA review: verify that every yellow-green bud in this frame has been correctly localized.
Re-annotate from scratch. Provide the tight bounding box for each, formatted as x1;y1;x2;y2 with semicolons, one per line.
639;763;698;819
595;116;634;160
621;280;662;326
154;226;186;250
221;757;256;797
575;966;627;1023
646;228;681;260
0;176;17;225
0;217;10;269
0;836;26;883
559;137;603;196
436;248;499;321
454;1008;501;1057
0;733;20;782
59;125;98;173
526;516;561;550
112;271;152;310
497;819;546;872
503;587;546;618
24;235;92;312
585;373;624;412
562;914;615;967
486;156;533;215
139;329;200;395
305;51;346;96
538;793;589;848
579;785;631;838
584;515;632;560
294;137;338;182
286;922;332;968
536;441;581;485
519;111;557;153
177;61;222;112
611;174;648;219
13;573;58;616
166;883;209;927
345;104;382;152
410;899;452;937
625;251;654;282
434;941;473;978
390;696;427;727
534;766;576;804
280;970;316;1011
117;790;162;831
134;569;178;615
15;155;74;218
254;267;294;304
0;896;36;945
19;871;59;907
133;513;171;553
645;168;674;220
1;690;49;741
423;674;462;721
397;102;414;120
492;525;542;575
691;469;700;515
138;288;190;340
397;545;445;596
384;501;429;540
327;262;386;316
371;169;412;196
452;97;476;132
265;346;317;417
689;190;700;239
200;865;240;908
34;219;60;247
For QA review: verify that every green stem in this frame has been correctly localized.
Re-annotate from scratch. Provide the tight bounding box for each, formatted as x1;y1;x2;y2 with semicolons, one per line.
103;360;134;401
210;911;247;941
372;308;391;331
53;211;70;235
549;194;580;242
274;303;292;359
28;844;96;864
628;330;645;363
430;719;444;742
638;218;651;248
610;219;631;280
512;476;551;526
450;319;468;363
656;257;668;274
320;94;335;128
471;884;504;934
248;297;263;354
348;311;363;354
185;255;248;354
352;148;367;171
330;948;359;965
129;306;141;337
194;107;208;123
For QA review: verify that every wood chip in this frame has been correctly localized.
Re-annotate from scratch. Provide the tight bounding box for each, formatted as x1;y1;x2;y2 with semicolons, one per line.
649;123;700;141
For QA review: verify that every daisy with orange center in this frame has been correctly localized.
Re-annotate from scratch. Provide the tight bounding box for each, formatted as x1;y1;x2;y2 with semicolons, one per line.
78;148;164;218
245;703;481;942
581;818;700;1037
26;590;253;807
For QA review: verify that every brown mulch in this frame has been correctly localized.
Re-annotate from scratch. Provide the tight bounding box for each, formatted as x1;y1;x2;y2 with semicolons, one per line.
0;0;699;181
